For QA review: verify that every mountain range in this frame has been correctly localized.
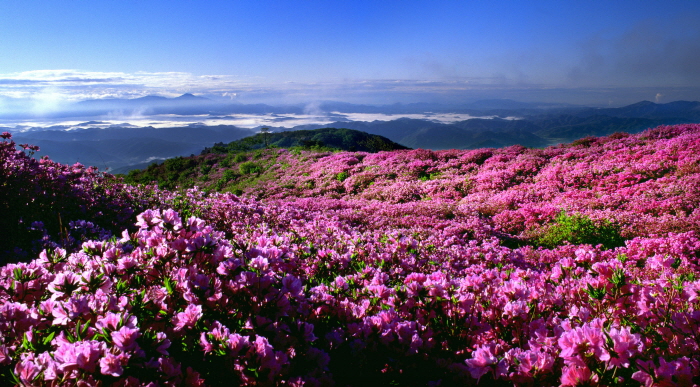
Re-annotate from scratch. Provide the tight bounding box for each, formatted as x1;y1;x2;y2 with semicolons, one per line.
7;96;700;173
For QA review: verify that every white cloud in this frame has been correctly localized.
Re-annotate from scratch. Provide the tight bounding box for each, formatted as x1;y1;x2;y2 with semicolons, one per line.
1;69;699;111
0;70;521;104
0;70;257;102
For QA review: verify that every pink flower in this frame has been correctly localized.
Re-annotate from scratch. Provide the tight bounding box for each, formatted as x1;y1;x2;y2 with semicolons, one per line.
503;300;529;318
95;312;137;332
100;352;126;377
227;333;249;355
249;256;270;272
161;209;183;231
135;209;162;229
159;356;182;378
465;343;501;381
632;357;694;387
53;340;105;374
112;326;141;352
607;326;642;368
0;345;9;365
558;323;609;367
48;272;80;298
156;331;172;355
560;365;598;386
51;296;90;325
172;304;203;331
14;355;41;384
37;351;59;380
253;335;287;374
200;332;215;353
282;275;303;296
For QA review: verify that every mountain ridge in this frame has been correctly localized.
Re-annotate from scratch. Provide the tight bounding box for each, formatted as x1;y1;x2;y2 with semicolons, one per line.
7;99;700;173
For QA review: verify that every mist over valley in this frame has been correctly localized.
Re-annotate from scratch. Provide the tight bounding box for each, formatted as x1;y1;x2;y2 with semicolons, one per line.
4;94;700;173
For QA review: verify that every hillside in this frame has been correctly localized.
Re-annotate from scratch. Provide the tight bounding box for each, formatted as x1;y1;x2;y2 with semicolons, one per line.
2;125;700;385
202;127;410;153
125;128;408;190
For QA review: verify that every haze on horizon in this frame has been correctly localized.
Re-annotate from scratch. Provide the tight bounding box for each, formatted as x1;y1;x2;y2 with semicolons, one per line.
2;0;700;116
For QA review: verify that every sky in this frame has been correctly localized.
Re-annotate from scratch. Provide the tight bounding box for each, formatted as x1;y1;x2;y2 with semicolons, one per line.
1;0;700;109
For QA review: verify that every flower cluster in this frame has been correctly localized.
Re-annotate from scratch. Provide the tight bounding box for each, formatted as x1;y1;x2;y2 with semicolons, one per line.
208;124;700;242
0;132;171;262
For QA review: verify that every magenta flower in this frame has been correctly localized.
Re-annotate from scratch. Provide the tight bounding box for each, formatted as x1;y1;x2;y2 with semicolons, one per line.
465;343;501;381
155;331;172;355
249;256;270;272
632;357;694;387
161;209;183;231
14;354;41;384
99;352;126;377
53;340;105;375
560;365;597;386
135;209;163;229
558;323;610;367
6;124;700;385
112;326;141;351
172;304;203;331
51;296;90;325
159;356;183;379
95;312;136;332
607;326;642;368
47;272;80;298
37;351;59;381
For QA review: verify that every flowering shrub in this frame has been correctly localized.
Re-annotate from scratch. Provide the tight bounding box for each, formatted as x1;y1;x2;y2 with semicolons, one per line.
535;212;625;249
0;132;167;263
128;124;700;244
2;125;700;385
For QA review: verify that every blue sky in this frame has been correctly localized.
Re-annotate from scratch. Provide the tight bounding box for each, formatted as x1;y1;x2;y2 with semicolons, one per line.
1;0;700;107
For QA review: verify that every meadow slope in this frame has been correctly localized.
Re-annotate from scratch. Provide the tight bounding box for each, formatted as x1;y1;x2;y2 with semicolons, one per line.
1;125;700;386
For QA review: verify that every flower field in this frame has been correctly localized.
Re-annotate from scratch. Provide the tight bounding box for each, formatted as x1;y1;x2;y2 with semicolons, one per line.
2;125;700;386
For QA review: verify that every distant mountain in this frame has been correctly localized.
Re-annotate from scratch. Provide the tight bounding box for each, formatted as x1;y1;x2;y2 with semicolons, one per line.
280;118;549;149
587;100;700;120
35;96;580;120
462;99;573;110
531;115;665;140
14;125;254;171
258;100;700;149
31;95;700;123
10;99;700;174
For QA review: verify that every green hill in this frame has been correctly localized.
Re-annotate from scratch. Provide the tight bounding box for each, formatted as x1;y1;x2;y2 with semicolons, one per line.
124;128;409;191
201;127;410;154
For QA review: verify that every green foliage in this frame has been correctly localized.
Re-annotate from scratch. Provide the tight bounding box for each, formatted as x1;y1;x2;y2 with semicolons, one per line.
233;153;248;163
216;128;409;153
222;170;236;182
164;156;196;172
418;171;441;181
535;212;625;249
219;154;233;168
336;171;349;182
214;178;227;191
239;161;262;175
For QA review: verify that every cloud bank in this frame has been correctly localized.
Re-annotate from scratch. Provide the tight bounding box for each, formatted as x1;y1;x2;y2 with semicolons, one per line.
1;65;700;114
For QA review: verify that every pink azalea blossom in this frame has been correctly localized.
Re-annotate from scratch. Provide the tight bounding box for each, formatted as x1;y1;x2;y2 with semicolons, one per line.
172;304;203;331
465;343;501;381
